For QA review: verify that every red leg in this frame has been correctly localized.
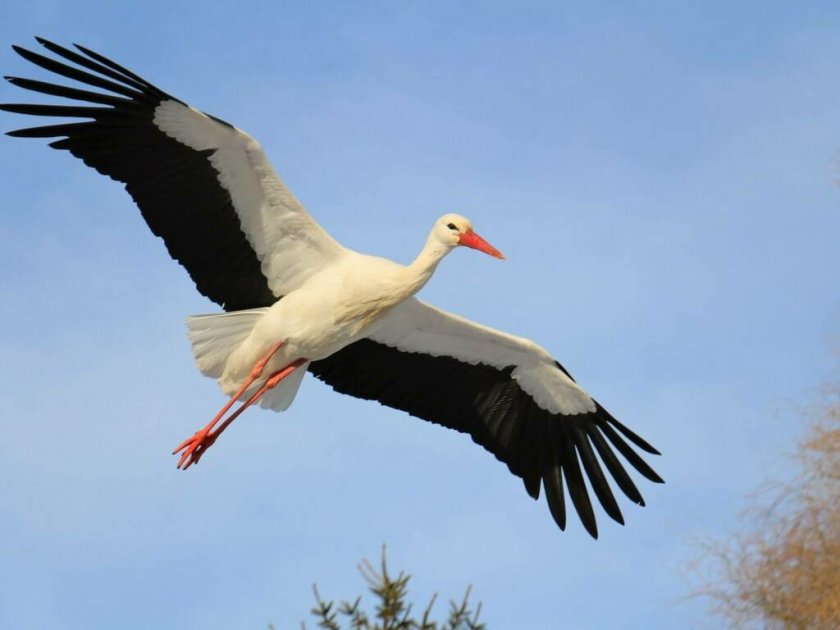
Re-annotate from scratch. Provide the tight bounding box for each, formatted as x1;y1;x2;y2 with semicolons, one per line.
174;356;307;470
172;341;284;465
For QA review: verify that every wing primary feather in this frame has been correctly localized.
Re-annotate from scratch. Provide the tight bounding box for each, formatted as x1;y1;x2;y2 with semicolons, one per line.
5;76;134;106
0;103;114;118
598;403;661;455
598;422;664;484
571;425;624;525
71;41;171;96
543;445;567;530
5;121;94;138
34;38;158;96
556;423;598;538
522;470;541;500
11;45;143;99
587;426;645;505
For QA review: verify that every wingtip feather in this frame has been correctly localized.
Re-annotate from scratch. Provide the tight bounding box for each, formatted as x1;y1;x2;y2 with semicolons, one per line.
602;410;662;455
523;475;541;500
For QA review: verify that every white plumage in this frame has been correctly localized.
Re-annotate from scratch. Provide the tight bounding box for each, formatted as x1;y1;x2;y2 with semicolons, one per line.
371;298;597;416
1;38;663;538
188;214;507;405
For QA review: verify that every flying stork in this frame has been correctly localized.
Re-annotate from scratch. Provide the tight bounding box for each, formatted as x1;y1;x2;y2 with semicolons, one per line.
1;38;663;538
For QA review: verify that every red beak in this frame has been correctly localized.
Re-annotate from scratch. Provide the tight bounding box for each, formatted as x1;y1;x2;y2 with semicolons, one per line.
458;228;505;259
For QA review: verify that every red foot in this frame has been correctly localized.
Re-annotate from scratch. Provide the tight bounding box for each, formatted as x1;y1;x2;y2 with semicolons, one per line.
172;352;307;471
173;427;218;470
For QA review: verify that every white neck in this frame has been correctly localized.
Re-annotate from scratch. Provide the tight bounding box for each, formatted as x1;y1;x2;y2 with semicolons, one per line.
402;230;453;297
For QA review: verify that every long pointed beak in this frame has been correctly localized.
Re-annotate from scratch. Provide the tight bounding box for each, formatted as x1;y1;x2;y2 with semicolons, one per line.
458;228;505;259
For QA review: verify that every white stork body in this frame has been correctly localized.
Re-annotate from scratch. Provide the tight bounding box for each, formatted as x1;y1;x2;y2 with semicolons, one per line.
190;225;499;405
1;38;663;538
190;248;431;404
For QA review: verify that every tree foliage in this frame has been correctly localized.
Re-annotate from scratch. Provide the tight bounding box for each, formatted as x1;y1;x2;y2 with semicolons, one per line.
693;365;840;628
300;546;484;630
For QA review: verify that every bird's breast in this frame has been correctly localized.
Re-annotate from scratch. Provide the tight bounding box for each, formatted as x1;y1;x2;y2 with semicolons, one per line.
253;273;404;361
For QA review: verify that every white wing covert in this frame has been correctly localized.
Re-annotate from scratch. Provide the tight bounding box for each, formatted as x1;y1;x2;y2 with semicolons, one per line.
370;298;597;416
152;100;345;296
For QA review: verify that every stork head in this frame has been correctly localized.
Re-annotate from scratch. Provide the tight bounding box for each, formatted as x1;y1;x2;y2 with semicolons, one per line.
434;213;505;259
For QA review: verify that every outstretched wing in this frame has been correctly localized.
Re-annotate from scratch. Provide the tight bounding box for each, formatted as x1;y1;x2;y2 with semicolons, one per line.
2;40;662;537
309;298;663;538
1;38;345;310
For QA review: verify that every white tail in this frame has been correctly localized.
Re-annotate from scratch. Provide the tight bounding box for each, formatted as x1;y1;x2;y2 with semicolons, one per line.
186;308;309;412
186;308;269;378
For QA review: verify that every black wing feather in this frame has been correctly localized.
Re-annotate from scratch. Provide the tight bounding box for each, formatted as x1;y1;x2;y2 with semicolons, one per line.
11;44;147;99
572;426;623;526
1;38;275;311
309;339;664;537
544;448;567;531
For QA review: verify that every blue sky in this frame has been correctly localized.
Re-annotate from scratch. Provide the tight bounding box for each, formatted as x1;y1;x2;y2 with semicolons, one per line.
1;2;839;628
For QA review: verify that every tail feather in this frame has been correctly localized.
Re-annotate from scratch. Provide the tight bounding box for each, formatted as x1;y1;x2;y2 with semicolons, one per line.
186;308;268;379
259;360;310;411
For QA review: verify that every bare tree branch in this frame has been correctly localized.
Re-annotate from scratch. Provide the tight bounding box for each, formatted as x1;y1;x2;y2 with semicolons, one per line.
689;359;840;628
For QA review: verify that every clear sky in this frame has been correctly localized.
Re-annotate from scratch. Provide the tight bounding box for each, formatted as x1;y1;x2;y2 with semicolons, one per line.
1;2;839;628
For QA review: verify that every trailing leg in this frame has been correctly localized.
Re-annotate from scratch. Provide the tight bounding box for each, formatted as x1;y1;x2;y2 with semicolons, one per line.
172;342;294;469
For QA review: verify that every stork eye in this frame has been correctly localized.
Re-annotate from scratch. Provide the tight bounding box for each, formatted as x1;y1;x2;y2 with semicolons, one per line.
446;223;458;231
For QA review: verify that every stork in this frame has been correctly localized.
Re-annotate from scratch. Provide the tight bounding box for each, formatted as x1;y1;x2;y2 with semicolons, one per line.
1;38;663;538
